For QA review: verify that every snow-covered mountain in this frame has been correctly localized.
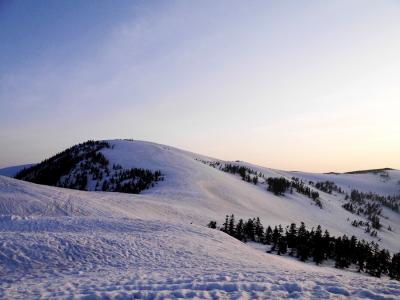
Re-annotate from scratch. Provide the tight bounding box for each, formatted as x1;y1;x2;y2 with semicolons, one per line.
1;139;399;299
7;139;400;250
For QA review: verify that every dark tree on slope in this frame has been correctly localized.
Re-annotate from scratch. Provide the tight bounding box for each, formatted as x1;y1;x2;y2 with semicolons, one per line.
15;140;110;186
296;222;310;262
15;140;163;194
366;245;390;278
235;219;245;241
312;225;324;265
389;253;400;280
207;221;217;229
271;226;280;252
286;223;297;256
267;177;290;195
355;240;369;272
264;226;273;245
209;215;399;281
254;217;264;243
228;214;235;236
222;215;229;233
322;230;332;259
370;215;381;230
335;235;351;269
266;177;322;208
244;218;255;241
277;236;288;255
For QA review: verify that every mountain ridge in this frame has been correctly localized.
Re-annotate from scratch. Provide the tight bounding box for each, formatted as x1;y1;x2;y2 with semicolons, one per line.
1;139;399;252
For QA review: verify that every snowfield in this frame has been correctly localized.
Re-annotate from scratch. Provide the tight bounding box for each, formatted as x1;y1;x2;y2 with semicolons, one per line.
0;139;399;299
1;215;400;299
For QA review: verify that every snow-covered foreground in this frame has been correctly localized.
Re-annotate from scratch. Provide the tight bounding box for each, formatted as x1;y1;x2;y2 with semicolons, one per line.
1;140;400;299
1;216;400;299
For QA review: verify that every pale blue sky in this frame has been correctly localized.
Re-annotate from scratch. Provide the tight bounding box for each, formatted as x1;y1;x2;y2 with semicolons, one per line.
1;1;399;171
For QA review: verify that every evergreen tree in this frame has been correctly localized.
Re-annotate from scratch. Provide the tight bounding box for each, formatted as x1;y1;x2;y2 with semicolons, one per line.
296;222;310;262
222;215;229;233
355;240;369;272
376;249;390;277
207;221;217;229
389;253;400;280
267;177;290;195
286;223;297;256
349;235;358;264
322;230;331;259
271;226;280;252
312;225;324;265
254;217;264;242
235;219;245;241
277;236;288;255
370;215;381;230
252;176;258;185
264;226;273;245
335;235;351;269
278;224;284;235
366;242;380;277
208;216;399;281
244;218;255;241
228;214;235;236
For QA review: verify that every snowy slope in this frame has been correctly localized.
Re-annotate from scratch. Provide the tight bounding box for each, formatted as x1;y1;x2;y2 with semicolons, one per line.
1;213;399;299
1;139;400;299
104;140;400;251
284;169;400;196
227;161;400;196
2;139;400;251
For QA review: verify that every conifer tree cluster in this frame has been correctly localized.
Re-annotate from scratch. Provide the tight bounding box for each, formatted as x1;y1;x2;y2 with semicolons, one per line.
100;167;163;194
267;177;322;208
343;189;399;215
349;218;380;238
266;177;290;195
209;215;400;280
197;159;323;208
312;181;344;194
16;140;110;186
195;159;222;169
15;140;163;194
221;164;261;184
196;159;263;185
340;189;400;236
197;159;399;216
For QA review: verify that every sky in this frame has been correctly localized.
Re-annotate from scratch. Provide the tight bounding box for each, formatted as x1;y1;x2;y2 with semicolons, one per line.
0;0;399;172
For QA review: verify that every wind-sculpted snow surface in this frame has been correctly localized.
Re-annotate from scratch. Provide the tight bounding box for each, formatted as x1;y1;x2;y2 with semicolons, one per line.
1;216;399;300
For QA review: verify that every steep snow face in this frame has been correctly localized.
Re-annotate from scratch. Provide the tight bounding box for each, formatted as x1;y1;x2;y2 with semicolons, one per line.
1;216;399;299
